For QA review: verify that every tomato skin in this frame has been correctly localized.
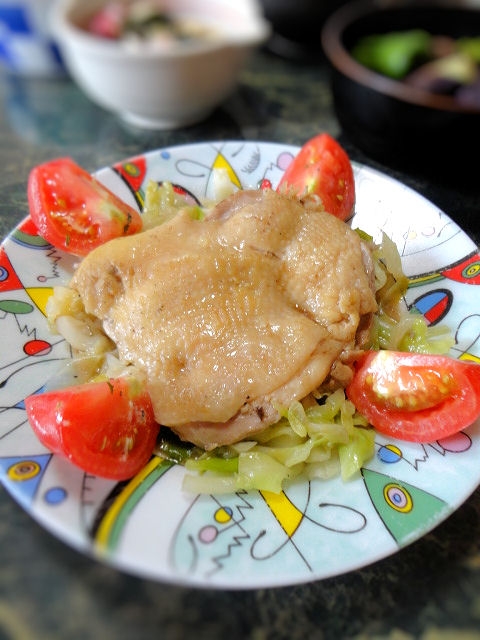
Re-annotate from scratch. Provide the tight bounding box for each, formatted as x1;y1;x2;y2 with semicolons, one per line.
25;377;160;480
277;133;355;221
346;351;480;442
27;157;143;256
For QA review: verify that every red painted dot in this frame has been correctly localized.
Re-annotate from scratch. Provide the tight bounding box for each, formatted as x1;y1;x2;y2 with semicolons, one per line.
23;339;52;356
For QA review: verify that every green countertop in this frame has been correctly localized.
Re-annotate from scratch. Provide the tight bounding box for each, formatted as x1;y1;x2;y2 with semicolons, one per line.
1;49;480;640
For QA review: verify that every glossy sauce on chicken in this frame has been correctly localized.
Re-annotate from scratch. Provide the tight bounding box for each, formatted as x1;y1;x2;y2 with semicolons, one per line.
71;189;377;449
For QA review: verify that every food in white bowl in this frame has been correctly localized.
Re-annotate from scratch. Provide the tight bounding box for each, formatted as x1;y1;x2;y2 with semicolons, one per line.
49;0;270;129
85;0;221;47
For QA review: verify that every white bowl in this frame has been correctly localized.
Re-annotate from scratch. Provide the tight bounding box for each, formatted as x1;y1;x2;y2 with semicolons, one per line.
50;0;270;129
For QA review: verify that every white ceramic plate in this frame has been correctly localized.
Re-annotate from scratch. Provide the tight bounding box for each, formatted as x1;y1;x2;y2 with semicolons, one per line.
1;141;480;589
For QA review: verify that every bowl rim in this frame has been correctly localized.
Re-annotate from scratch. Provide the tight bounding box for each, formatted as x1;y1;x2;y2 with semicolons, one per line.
50;0;271;60
321;0;480;114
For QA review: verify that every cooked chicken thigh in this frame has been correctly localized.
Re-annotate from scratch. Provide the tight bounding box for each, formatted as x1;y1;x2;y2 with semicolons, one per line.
71;189;377;449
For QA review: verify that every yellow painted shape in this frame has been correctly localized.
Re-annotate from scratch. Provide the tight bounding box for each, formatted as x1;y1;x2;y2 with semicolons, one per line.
213;153;241;188
459;353;480;364
408;273;443;287
95;456;162;547
384;444;402;457
215;507;233;524
260;490;304;538
25;287;53;316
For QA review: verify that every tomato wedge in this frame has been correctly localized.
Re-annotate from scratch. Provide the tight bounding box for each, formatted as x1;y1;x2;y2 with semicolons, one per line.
277;133;355;221
28;157;143;256
25;377;160;480
346;350;480;442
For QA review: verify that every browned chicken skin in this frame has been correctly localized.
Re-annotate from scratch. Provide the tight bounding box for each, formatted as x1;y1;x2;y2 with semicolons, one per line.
71;189;377;449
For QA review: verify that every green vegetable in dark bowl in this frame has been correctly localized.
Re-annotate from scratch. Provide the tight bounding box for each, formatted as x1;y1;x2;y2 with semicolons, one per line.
320;0;480;182
352;29;432;79
352;29;480;106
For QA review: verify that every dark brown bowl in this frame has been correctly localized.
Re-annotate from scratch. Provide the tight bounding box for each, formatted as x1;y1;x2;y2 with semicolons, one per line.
258;0;350;59
321;0;480;179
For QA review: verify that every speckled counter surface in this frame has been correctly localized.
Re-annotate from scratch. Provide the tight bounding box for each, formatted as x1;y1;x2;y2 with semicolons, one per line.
1;50;480;640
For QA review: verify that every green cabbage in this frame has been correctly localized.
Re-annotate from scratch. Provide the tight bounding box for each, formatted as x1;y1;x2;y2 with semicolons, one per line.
155;389;375;495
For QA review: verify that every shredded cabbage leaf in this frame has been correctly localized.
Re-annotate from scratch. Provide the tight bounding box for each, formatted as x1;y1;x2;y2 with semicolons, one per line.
366;230;455;354
155;389;375;495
